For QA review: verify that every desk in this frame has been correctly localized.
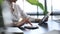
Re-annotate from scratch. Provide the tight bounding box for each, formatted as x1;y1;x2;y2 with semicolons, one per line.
0;23;48;34
5;27;23;34
1;20;60;34
5;20;60;34
47;20;60;31
44;30;60;34
22;23;48;34
0;27;23;34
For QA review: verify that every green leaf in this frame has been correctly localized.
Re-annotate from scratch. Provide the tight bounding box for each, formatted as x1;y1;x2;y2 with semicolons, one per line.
38;2;44;10
26;0;48;15
26;0;44;10
0;0;3;4
43;11;48;15
26;0;38;5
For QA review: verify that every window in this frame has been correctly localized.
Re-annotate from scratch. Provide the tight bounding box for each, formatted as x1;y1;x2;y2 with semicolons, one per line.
16;0;45;19
51;0;60;20
16;0;60;20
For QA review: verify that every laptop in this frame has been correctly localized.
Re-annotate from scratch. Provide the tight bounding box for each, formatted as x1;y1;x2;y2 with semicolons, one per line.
38;13;50;27
39;14;49;23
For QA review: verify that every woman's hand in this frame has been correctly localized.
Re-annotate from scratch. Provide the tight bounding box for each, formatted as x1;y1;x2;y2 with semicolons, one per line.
14;18;32;27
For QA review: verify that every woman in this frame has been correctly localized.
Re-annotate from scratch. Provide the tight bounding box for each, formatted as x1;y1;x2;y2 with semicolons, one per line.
11;0;33;26
2;0;41;27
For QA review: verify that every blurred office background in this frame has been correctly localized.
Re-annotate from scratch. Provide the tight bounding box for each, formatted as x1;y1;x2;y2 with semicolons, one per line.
16;0;60;20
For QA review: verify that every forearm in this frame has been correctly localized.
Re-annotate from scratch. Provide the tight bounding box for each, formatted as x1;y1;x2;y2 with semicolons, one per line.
13;18;28;27
13;18;33;27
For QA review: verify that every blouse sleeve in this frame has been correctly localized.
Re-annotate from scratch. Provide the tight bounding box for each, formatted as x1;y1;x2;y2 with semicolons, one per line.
16;4;36;21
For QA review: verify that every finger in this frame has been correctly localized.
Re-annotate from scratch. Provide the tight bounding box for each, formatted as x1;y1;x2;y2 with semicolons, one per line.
24;18;33;26
28;21;33;26
29;22;33;26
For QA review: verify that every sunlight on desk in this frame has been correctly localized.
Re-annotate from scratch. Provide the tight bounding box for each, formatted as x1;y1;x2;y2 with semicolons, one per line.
5;27;23;34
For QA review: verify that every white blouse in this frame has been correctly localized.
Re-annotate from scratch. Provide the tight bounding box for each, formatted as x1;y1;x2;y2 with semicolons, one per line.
12;3;35;22
2;1;35;27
